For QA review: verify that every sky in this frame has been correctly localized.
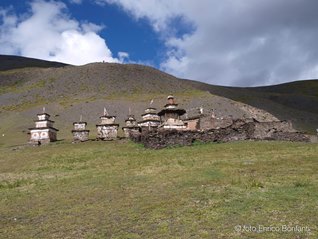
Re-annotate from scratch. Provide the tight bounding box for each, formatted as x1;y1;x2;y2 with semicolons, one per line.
1;0;318;87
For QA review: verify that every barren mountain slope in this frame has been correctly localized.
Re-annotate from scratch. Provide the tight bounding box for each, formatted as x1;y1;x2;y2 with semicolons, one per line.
0;55;316;146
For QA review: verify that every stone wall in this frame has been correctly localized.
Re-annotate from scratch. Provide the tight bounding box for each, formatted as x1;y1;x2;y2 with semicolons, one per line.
199;115;234;129
183;118;200;130
252;120;295;139
131;119;309;149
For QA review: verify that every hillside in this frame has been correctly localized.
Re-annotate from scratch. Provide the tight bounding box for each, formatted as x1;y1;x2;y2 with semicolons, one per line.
193;80;318;133
0;55;317;146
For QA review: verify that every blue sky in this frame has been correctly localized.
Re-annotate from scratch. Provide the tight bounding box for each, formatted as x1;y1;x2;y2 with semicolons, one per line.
69;1;168;66
1;0;318;86
0;0;168;66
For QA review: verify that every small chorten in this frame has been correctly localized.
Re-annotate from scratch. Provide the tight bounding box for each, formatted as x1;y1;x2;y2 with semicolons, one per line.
158;95;187;130
71;115;90;142
29;107;59;144
96;108;119;140
137;99;161;129
122;108;140;138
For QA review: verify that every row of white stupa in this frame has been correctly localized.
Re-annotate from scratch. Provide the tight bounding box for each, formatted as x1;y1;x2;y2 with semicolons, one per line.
29;96;189;144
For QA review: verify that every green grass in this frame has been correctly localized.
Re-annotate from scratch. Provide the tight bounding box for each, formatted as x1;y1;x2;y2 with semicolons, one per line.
0;78;47;95
0;141;317;238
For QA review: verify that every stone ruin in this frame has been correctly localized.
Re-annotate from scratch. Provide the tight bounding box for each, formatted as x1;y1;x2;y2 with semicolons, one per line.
29;108;59;145
129;96;310;149
131;118;310;149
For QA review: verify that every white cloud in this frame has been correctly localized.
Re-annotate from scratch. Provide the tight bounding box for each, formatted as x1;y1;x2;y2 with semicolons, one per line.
104;0;318;86
0;0;121;65
105;0;183;32
69;0;83;5
118;51;129;62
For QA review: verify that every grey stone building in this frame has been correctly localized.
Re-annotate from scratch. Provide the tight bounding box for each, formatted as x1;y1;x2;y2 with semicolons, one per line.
29;110;58;144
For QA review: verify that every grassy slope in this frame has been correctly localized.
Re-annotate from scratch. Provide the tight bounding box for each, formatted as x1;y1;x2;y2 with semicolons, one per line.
1;140;317;238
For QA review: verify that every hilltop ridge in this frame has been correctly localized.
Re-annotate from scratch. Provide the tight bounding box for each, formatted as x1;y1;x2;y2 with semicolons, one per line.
0;55;68;71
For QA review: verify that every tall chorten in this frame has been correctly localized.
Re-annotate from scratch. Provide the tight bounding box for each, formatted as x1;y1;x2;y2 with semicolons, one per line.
29;108;58;144
96;108;119;140
138;100;161;129
158;95;186;130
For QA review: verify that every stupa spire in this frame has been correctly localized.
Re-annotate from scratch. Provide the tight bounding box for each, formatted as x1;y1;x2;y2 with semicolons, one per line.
104;107;108;116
